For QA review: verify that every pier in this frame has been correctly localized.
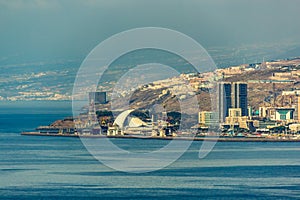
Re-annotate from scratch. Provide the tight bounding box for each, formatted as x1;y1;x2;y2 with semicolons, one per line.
21;132;300;142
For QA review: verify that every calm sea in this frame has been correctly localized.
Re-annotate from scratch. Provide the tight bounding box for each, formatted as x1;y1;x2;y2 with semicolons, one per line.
0;101;299;199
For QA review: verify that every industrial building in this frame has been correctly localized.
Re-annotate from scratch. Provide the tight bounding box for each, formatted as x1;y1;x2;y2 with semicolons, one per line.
259;106;295;121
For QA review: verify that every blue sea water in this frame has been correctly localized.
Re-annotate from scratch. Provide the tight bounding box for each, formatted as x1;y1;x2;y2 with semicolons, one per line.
0;101;300;199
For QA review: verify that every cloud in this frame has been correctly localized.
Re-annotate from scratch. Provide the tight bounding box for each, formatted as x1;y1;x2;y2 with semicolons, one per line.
0;0;118;10
0;0;61;10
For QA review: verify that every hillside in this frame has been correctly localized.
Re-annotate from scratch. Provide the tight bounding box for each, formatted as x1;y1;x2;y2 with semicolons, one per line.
98;58;300;113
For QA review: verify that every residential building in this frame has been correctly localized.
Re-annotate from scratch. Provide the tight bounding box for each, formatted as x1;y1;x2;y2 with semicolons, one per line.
295;96;300;121
199;111;218;127
225;108;248;129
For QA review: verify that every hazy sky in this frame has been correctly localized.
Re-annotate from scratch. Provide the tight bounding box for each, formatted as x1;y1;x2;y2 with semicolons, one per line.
1;0;300;64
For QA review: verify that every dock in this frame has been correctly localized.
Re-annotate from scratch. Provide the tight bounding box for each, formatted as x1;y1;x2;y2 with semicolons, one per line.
21;132;300;142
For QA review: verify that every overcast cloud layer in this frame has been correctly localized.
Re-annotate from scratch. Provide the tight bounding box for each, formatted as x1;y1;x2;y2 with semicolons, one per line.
0;0;300;64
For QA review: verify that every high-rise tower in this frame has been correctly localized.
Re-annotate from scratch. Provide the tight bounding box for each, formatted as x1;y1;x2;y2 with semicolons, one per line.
231;82;248;117
217;82;248;122
217;82;232;122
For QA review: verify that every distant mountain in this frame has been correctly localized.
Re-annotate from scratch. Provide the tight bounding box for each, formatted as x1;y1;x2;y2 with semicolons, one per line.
276;46;300;60
1;42;300;101
0;60;79;100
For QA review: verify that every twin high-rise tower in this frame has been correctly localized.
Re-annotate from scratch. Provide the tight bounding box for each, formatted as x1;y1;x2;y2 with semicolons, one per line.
217;82;248;122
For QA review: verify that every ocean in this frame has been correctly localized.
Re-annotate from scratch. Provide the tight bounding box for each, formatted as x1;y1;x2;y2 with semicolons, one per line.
0;101;299;199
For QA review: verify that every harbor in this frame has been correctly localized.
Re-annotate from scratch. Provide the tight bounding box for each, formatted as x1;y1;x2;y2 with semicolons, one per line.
21;131;300;142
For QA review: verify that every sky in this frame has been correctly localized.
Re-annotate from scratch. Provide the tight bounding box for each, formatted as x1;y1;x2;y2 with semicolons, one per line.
0;0;300;64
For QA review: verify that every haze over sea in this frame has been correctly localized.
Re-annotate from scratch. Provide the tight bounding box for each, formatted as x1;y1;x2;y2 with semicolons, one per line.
0;101;299;199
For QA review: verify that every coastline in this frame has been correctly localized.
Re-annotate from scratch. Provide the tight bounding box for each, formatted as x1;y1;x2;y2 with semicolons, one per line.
21;132;300;142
